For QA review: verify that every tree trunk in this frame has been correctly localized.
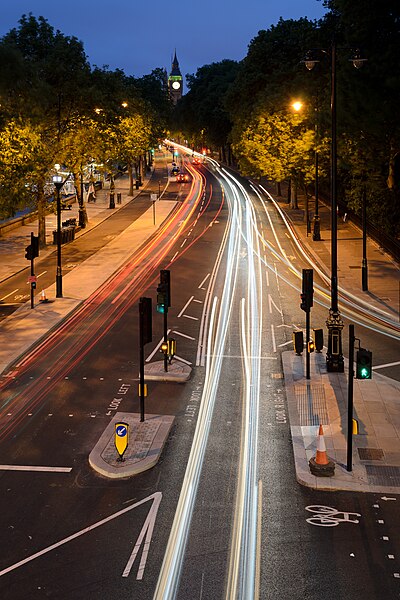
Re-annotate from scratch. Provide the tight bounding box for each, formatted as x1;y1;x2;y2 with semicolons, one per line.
287;179;291;204
128;162;134;195
73;168;88;228
290;178;298;209
276;181;281;196
37;181;47;249
387;149;399;190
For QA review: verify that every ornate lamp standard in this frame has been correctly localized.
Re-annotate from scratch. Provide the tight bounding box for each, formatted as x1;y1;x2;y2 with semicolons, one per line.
52;167;64;298
304;41;366;372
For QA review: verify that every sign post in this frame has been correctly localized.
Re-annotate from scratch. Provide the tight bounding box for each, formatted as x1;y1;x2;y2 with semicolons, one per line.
115;422;129;461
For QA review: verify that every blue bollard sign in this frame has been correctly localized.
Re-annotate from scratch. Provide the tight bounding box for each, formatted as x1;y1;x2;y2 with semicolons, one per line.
115;422;129;459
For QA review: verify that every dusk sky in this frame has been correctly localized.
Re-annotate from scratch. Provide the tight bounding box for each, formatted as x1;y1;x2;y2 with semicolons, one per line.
1;0;327;84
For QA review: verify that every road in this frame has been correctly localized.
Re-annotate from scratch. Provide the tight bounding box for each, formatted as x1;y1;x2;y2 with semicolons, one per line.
0;151;398;599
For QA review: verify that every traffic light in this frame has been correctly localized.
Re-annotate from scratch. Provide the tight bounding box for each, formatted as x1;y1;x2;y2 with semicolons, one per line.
300;269;313;312
139;297;152;345
160;338;176;363
25;245;33;261
31;234;39;258
313;328;323;352
157;269;170;312
156;283;167;313
308;340;315;353
356;348;372;379
293;330;304;355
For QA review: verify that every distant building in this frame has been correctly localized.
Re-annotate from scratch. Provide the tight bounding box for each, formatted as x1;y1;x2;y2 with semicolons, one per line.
168;50;183;105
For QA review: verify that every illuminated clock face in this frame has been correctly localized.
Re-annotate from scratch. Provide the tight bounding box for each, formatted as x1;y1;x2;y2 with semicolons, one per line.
172;81;181;90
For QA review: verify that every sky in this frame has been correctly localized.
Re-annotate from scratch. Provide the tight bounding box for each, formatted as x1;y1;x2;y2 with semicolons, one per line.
0;0;327;84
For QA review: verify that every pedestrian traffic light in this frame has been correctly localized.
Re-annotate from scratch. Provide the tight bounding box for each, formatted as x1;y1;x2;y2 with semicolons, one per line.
25;244;33;261
356;348;372;379
156;284;167;313
308;340;315;353
300;269;313;311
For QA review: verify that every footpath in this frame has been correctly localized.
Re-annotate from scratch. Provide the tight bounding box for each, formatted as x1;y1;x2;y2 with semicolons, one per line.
262;182;400;493
0;160;399;491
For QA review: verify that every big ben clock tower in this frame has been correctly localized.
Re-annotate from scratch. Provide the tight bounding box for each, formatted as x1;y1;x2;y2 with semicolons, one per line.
168;50;183;105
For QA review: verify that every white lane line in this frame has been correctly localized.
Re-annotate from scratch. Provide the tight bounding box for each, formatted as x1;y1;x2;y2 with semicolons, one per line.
171;252;179;262
180;239;187;248
278;340;293;348
37;271;47;278
0;289;19;301
174;355;192;366
122;492;162;580
373;361;400;370
172;330;195;341
183;315;198;321
178;296;194;318
268;293;283;315
271;323;277;353
0;492;162;579
0;465;72;472
198;273;210;289
193;299;203;303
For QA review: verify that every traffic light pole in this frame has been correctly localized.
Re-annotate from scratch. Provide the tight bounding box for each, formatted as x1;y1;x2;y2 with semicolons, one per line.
30;232;35;310
164;309;168;372
306;308;310;380
139;314;145;423
347;324;355;472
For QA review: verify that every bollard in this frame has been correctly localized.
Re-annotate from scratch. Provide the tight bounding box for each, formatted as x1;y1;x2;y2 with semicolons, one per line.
117;192;122;204
109;193;115;209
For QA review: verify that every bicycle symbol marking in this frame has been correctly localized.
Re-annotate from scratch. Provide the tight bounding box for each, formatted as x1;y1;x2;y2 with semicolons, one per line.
305;505;361;527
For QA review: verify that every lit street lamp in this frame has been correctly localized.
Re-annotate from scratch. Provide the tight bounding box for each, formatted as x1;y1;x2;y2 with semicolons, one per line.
52;170;64;298
304;40;366;372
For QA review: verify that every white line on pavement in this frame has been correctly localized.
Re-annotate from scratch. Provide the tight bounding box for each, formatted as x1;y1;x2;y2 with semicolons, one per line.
178;296;194;318
0;289;18;301
0;465;72;472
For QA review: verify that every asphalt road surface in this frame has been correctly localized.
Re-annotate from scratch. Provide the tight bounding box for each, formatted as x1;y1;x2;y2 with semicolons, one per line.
0;155;398;599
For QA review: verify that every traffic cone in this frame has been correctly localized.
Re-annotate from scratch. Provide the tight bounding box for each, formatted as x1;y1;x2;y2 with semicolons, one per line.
39;289;48;303
309;424;335;477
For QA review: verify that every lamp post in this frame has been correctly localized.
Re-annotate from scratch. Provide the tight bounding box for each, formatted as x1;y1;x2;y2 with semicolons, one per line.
52;171;64;298
313;102;321;241
304;41;366;372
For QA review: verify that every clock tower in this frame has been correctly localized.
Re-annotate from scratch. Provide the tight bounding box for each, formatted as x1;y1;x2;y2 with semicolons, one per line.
168;50;183;105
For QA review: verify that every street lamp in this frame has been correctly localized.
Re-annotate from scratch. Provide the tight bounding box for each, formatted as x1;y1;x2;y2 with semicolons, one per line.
304;41;366;372
52;168;64;298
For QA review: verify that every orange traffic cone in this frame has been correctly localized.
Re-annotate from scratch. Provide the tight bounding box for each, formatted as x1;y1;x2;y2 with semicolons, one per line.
309;424;335;477
39;289;48;303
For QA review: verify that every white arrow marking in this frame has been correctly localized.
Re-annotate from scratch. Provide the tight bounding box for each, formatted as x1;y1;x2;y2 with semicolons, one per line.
0;465;72;473
381;496;397;501
122;491;162;579
0;492;162;579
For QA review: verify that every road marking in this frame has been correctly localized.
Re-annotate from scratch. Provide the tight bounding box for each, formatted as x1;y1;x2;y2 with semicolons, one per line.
172;330;195;341
271;323;276;353
198;273;210;288
171;252;179;262
0;289;19;301
174;355;192;365
122;492;162;579
268;293;283;315
0;465;72;473
305;505;361;527
0;492;162;579
183;314;198;321
373;361;400;370
278;340;293;347
178;296;194;318
37;271;47;278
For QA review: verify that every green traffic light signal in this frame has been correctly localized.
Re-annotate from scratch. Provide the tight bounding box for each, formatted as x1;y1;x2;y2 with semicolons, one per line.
356;348;372;379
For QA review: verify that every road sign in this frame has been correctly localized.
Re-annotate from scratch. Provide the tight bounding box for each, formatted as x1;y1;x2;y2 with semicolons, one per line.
150;193;157;202
28;275;37;283
115;422;129;459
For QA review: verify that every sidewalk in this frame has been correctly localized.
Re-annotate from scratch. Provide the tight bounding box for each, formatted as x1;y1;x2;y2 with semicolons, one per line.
266;182;400;493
